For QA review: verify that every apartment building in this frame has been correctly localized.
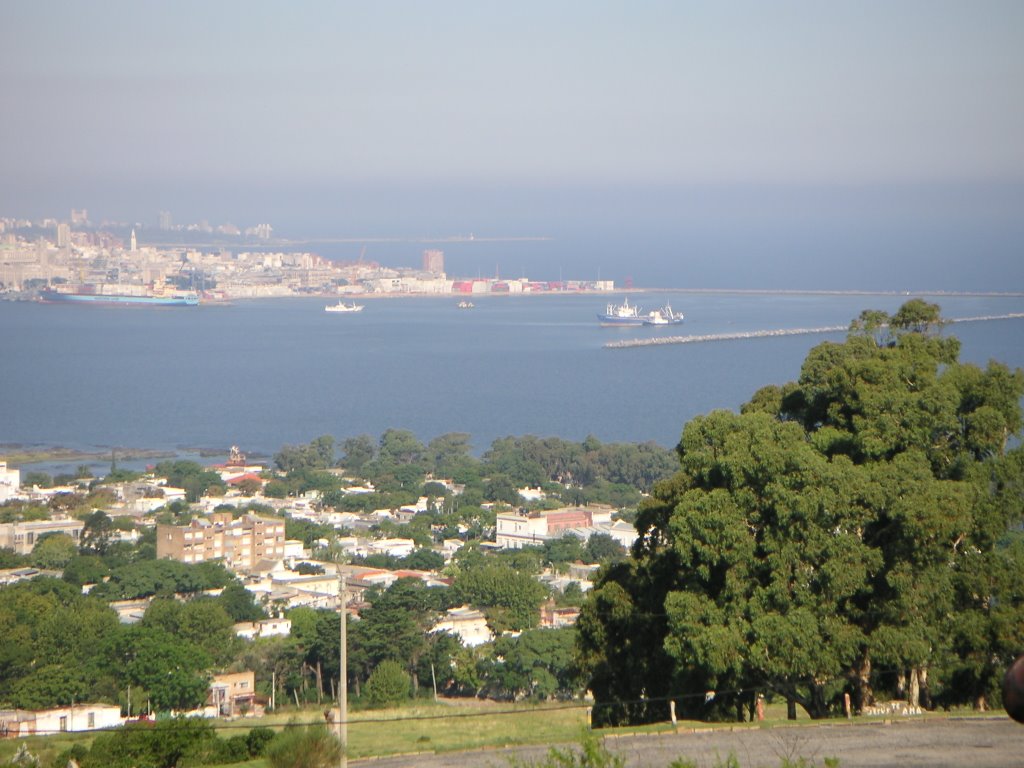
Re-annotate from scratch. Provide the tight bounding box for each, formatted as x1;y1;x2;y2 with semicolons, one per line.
156;512;285;571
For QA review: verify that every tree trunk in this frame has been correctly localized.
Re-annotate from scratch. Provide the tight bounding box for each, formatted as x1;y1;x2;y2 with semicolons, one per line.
809;683;828;719
852;651;874;714
918;668;931;710
315;660;323;703
975;693;988;712
787;699;797;720
908;668;920;708
735;698;745;723
896;671;907;700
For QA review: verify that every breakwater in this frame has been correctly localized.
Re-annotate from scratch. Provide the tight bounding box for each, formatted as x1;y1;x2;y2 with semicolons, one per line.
605;313;1024;349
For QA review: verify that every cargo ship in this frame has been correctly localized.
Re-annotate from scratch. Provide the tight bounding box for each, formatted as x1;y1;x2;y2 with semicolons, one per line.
39;281;200;307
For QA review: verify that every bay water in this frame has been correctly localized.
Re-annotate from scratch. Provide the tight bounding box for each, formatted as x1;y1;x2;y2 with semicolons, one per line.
2;291;1022;473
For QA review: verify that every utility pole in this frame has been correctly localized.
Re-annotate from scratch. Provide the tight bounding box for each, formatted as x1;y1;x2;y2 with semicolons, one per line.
338;571;347;768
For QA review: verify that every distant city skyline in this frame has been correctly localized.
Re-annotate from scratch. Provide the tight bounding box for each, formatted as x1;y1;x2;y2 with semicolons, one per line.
2;2;1022;290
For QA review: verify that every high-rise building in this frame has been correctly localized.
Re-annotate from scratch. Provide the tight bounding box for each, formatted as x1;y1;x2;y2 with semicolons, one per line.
422;249;444;275
158;211;172;231
129;229;137;252
70;209;88;225
56;222;71;248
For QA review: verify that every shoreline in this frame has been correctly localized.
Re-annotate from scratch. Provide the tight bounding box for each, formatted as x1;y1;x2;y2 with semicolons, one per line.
231;287;1024;302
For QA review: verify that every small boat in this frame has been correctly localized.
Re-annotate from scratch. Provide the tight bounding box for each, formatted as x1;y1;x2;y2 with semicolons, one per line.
457;300;475;309
597;297;644;326
643;303;684;326
325;301;364;313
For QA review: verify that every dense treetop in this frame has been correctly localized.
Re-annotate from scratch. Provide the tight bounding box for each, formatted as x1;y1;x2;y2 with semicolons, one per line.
578;301;1024;724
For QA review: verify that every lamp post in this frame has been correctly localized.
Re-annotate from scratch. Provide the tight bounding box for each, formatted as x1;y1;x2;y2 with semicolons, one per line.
338;571;347;768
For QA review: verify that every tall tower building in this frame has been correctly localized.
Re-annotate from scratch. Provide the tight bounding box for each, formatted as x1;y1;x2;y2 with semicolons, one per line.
130;229;137;252
158;211;172;231
422;249;444;275
56;222;71;248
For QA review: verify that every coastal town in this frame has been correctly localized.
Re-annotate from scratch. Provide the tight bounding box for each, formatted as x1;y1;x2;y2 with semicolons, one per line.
0;211;614;301
0;434;652;745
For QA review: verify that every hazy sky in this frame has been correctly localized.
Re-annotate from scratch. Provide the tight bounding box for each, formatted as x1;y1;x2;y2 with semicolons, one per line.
3;1;1023;288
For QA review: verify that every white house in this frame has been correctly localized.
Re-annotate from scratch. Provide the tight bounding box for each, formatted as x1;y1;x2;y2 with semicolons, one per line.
431;605;493;647
367;538;415;558
18;704;124;735
234;617;292;640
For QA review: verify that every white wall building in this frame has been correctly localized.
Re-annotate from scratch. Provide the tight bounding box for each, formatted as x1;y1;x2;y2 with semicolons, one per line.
0;461;20;501
431;605;493;647
23;704;124;735
0;517;85;555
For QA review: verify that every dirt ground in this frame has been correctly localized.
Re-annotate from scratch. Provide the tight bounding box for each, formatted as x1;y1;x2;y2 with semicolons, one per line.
356;716;1024;768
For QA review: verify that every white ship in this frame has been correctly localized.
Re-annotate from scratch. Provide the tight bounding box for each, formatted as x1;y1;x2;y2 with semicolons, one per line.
325;301;364;313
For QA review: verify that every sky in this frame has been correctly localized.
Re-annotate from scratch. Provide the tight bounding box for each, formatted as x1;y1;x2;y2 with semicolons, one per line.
2;1;1023;289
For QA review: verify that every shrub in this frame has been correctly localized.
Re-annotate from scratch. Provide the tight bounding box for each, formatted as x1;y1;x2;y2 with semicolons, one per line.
364;660;411;708
265;723;343;768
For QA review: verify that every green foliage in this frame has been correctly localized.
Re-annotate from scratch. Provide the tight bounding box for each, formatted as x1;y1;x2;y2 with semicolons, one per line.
584;533;625;564
79;510;115;555
59;557;109;585
29;533;77;570
578;302;1024;723
452;563;549;632
140;596;240;665
23;471;53;488
83;717;218;768
340;434;376;472
152;460;226;502
245;726;277;757
286;518;336;547
348;578;448;691
0;546;30;568
484;435;676;494
0;578;123;709
88;558;233;600
265;722;343;768
508;730;624;768
219;580;267;622
482;627;580;700
274;435;337;473
425;432;477;480
365;659;411;707
118;624;212;711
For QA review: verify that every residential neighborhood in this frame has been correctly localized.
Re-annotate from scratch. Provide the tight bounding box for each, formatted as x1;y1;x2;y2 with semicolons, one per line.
0;432;655;742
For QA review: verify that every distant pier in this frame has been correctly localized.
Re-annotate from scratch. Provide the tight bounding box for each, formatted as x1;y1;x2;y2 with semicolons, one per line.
605;313;1024;349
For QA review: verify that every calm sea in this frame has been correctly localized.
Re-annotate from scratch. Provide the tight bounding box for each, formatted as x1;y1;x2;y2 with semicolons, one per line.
2;291;1023;473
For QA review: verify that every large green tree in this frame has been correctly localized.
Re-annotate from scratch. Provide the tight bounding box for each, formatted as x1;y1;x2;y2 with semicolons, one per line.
578;302;1024;724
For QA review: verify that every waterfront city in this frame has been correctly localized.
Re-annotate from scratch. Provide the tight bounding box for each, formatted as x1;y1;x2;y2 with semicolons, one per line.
0;210;612;301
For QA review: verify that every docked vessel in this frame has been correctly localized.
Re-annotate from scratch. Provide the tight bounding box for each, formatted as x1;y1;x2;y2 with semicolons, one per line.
598;297;645;326
325;300;364;313
39;282;199;307
643;303;684;326
457;300;475;309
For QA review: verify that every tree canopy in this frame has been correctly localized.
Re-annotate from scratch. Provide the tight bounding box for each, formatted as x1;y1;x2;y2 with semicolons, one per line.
578;302;1024;724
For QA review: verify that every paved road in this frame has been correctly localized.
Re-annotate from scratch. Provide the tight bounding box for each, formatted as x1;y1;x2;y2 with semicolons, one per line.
355;717;1024;768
